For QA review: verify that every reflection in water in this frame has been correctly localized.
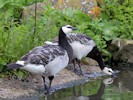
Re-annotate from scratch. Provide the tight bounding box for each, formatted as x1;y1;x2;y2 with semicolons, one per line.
113;69;133;92
63;77;114;100
40;70;133;100
44;77;115;100
12;69;133;100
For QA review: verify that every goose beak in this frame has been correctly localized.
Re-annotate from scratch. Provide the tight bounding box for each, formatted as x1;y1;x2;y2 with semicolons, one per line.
72;27;77;30
112;72;116;77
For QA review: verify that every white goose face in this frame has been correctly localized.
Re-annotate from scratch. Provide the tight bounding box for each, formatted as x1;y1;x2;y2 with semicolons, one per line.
62;25;77;34
103;67;114;75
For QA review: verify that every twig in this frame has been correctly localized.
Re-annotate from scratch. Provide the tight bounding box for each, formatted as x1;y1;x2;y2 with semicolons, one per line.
34;0;37;34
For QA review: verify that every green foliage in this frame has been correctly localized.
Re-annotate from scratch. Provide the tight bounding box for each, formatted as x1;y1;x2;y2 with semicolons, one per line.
0;0;45;19
0;0;133;77
84;0;133;60
101;0;133;39
0;4;91;77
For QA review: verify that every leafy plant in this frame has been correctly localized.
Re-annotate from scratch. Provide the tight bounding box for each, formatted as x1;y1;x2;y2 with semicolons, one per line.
101;0;133;39
1;0;133;78
0;0;45;19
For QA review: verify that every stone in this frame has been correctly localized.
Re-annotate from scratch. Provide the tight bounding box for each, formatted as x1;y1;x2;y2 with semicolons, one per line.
81;58;98;66
22;0;98;21
22;2;46;21
0;63;101;99
110;38;133;63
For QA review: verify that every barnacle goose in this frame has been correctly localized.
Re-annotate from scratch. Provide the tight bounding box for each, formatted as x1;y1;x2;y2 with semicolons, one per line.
7;25;76;92
44;31;114;76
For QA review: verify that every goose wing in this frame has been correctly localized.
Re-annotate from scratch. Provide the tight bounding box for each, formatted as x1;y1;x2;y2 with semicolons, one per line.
66;33;96;45
20;46;45;61
21;45;66;66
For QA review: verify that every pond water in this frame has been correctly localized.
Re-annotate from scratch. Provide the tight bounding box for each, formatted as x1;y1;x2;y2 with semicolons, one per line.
42;67;133;100
13;66;133;100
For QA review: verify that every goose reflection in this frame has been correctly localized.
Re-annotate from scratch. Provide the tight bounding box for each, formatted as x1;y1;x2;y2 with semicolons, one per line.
63;77;114;100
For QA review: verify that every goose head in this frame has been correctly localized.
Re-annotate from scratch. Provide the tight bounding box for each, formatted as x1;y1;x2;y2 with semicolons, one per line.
88;46;115;76
103;67;114;76
62;25;77;34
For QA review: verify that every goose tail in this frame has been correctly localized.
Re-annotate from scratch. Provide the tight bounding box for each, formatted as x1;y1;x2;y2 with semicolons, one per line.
7;61;24;69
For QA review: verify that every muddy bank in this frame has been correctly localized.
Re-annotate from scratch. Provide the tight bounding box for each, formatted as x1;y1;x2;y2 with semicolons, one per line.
0;58;103;99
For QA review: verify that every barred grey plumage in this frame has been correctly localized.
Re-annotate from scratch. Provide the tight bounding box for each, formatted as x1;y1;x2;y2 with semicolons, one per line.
22;45;65;65
7;25;77;93
44;33;115;76
66;33;94;45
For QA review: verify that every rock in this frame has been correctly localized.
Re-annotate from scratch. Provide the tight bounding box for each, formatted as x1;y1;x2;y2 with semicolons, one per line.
110;38;133;63
22;2;46;21
22;0;98;21
81;58;98;66
0;63;101;99
54;0;97;13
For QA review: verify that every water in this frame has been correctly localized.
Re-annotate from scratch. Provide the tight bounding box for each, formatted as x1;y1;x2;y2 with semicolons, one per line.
13;67;133;100
43;68;133;100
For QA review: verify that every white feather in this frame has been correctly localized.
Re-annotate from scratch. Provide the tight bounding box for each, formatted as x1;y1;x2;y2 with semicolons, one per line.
70;40;95;59
16;60;25;66
21;64;45;74
44;41;58;45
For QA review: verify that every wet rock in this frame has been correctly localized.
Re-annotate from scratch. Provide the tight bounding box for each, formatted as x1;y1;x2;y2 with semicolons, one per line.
109;38;133;63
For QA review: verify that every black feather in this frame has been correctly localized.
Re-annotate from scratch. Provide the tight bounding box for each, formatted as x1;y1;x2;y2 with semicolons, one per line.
7;63;22;69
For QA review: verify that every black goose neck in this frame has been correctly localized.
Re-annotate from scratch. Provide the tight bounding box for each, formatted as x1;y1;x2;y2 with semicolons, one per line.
58;28;73;63
96;55;106;70
87;46;105;70
59;28;67;46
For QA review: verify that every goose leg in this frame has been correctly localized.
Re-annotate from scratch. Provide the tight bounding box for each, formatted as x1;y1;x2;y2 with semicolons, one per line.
48;76;54;92
72;59;77;73
42;76;49;92
76;59;83;76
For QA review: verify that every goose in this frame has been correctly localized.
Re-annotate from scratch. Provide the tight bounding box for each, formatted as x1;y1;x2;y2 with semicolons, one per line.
6;25;76;92
44;30;114;76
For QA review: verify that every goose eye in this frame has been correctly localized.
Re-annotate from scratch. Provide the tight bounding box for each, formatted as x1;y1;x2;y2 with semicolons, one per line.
108;70;111;72
67;26;72;28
